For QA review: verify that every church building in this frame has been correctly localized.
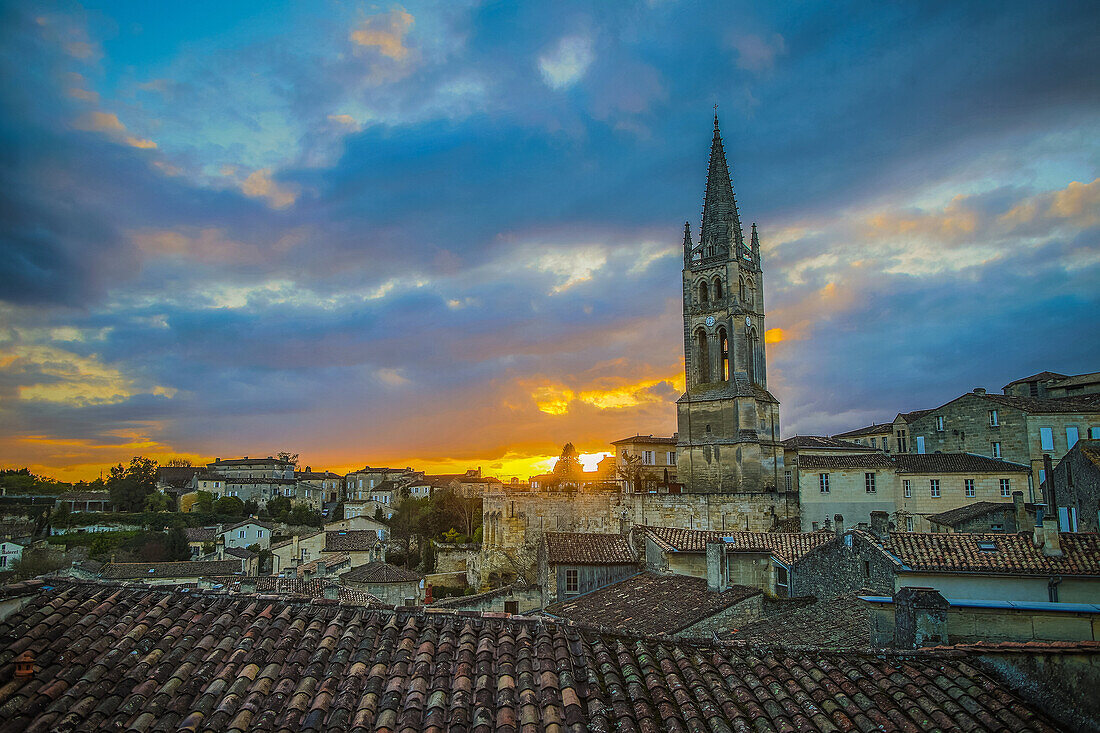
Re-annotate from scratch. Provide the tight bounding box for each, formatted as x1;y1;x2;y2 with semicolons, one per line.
676;116;785;493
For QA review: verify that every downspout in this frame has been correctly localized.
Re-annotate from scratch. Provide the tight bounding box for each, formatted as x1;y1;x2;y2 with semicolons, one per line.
1048;575;1063;603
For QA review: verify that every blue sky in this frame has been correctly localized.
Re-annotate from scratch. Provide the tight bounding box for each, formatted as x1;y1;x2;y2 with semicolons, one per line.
1;0;1098;479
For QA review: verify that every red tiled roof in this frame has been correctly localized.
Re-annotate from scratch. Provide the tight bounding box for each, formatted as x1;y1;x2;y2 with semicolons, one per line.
782;435;879;450
879;531;1100;576
296;552;350;577
610;434;678;445
799;453;895;470
0;581;1063;731
100;560;242;579
324;529;384;552
723;595;874;648
184;527;216;542
831;423;893;439
926;501;1021;527
892;453;1029;473
644;526;834;563
545;572;760;635
545;532;636;565
340;561;422;583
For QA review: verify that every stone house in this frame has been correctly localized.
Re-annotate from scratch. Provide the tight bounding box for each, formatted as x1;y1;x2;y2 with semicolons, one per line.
339;561;423;605
780;435;879;499
342;498;392;520
1047;438;1100;532
218;519;273;551
344;468;419;501
609;434;679;490
270;530;324;574
798;451;1031;533
792;511;1100;603
537;531;639;605
889;408;934;455
906;389;1100;490
642;525;833;597
322;515;389;537
830;423;894;451
296;469;344;504
0;539;26;569
1004;369;1100;400
323;529;387;567
154;466;201;501
430;583;543;614
184;526;216;556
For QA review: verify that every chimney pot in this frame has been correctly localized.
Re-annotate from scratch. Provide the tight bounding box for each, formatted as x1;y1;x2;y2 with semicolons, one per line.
705;540;727;592
834;514;845;536
14;651;34;679
973;387;986;394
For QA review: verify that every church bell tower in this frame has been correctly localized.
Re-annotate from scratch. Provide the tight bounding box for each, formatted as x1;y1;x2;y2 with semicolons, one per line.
675;114;783;493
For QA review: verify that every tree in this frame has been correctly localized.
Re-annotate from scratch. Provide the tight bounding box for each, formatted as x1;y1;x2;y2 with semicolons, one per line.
374;505;384;521
552;443;582;483
164;457;193;467
194;491;215;514
107;456;159;512
11;548;66;580
419;539;436;573
242;500;259;516
213;496;245;516
287;503;322;527
178;493;198;513
165;526;191;561
331;502;344;521
266;496;292;518
276;452;300;469
143;491;171;512
617;452;646;493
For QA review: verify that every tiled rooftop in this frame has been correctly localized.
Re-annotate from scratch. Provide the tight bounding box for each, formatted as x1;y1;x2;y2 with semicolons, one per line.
340;560;422;584
891;453;1030;474
722;595;874;648
878;531;1100;576
184;527;216;543
781;435;877;450
324;529;384;552
544;531;637;565
544;572;761;636
296;552;351;577
798;453;896;470
927;501;1019;527
99;559;243;579
831;423;893;439
0;581;1063;732
202;576;383;605
644;526;834;563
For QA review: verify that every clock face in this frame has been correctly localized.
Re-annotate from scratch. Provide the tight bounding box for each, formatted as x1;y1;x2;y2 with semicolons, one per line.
705;316;715;327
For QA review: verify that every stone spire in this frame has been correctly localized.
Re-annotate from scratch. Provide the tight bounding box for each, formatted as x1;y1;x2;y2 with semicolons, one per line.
682;221;692;250
700;113;744;255
750;222;759;263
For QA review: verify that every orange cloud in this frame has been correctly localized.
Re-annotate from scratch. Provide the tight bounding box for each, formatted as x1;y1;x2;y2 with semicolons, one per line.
765;327;786;344
74;111;125;133
125;136;157;149
240;168;298;209
351;8;414;60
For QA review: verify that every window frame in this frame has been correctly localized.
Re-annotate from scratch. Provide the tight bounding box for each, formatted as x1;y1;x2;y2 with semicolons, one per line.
819;473;830;494
1000;478;1011;497
991;442;1002;458
865;472;876;494
903;479;912;498
1040;427;1054;451
564;568;579;594
964;478;975;498
989;410;999;427
930;479;941;498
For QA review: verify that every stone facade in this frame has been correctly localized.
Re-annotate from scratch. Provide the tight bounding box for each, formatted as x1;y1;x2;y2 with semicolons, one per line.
676;116;784;494
1048;439;1100;532
907;390;1100;489
481;486;798;586
788;531;895;600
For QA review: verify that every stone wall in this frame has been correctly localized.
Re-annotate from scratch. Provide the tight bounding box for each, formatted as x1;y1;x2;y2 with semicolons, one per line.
975;648;1100;733
678;592;764;638
481;487;799;585
789;532;895;600
869;601;1100;646
1049;440;1100;532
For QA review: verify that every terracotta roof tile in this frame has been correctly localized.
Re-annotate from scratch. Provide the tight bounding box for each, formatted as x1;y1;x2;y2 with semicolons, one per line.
544;572;760;635
892;453;1029;473
545;532;637;565
100;560;243;579
877;531;1100;576
799;453;896;470
783;435;878;449
643;526;834;563
340;561;422;583
0;581;1064;732
722;595;874;647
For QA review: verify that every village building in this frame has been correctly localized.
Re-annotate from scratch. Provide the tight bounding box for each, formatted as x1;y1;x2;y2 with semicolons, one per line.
926;495;1037;534
295;468;344;503
537;531;639;605
270;530;323;574
322;529;387;567
1004;369;1100;400
339;561;423;605
0;539;26;569
218;519;272;551
830;423;894;451
792;512;1100;604
609;434;679;491
1046;438;1100;532
343;467;420;501
904;388;1100;489
154;466;202;501
322;514;389;536
642;525;833;597
54;491;116;513
184;526;216;556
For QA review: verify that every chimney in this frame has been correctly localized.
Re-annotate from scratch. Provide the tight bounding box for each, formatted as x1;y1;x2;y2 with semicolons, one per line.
316;561;327;578
705;540;727;592
1031;505;1063;557
303;567;313;580
973;387;986;395
869;511;890;538
14;651;34;679
240;577;257;594
1043;454;1058;520
1012;491;1032;533
893;587;949;649
323;583;340;600
292;534;300;563
823;517;832;531
833;514;845;536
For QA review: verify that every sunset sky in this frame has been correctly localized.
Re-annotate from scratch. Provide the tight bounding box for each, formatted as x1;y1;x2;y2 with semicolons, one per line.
2;1;1098;482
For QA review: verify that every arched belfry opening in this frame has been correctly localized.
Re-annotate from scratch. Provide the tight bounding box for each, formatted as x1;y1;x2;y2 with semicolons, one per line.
695;327;710;384
718;327;729;381
713;279;723;299
746;327;759;386
698;281;709;304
